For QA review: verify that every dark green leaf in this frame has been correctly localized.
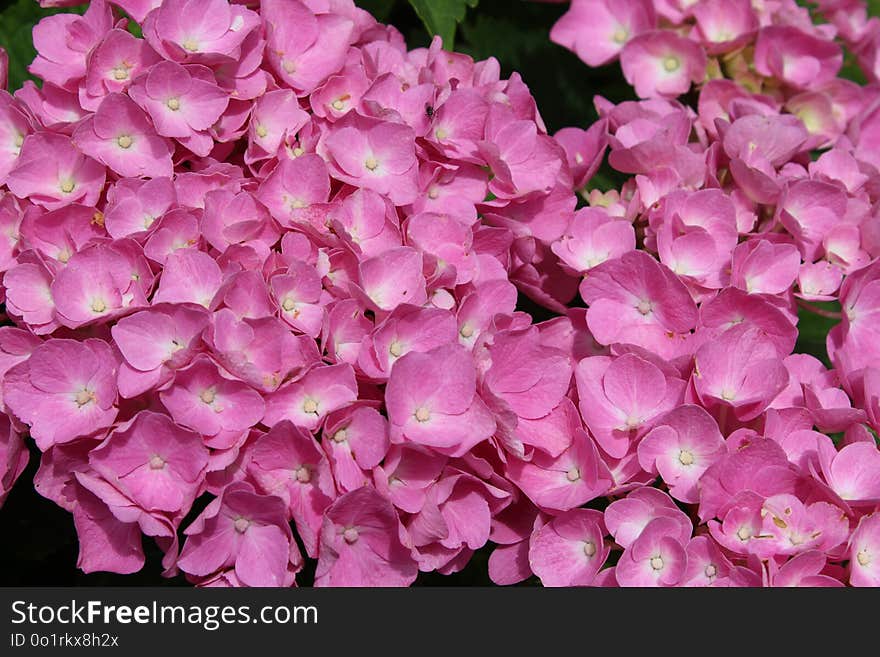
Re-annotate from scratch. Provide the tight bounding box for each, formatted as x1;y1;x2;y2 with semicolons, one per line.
407;0;478;49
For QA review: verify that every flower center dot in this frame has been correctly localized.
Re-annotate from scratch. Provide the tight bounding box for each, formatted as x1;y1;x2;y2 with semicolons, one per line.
343;527;359;544
459;324;474;338
60;180;75;194
331;99;345;111
332;429;347;443
182;38;199;52
389;340;403;357
282;298;296;312
256;124;268;138
636;299;653;315
112;66;129;81
736;527;751;541
74;389;95;407
14;133;24;148
415;407;430;422
295;466;311;483
117;135;133;149
292;146;304;157
721;388;737;401
583;540;597;557
90;299;107;313
705;564;717;578
149;454;165;470
650;556;664;570
566;467;581;482
427;187;440;199
303;398;319;414
364;156;379;171
233;517;250;533
857;549;871;566
678;449;695;466
663;56;681;72
200;388;216;404
612;27;629;44
166;97;180;111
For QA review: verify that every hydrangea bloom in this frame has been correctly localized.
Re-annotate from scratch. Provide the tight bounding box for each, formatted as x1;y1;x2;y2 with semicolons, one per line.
0;0;879;588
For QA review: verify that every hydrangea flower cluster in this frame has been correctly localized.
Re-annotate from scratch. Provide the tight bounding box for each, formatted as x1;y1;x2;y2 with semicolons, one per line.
0;0;879;588
0;0;585;587
528;0;880;586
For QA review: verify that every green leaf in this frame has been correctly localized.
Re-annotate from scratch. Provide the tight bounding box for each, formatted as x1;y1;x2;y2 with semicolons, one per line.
407;0;478;49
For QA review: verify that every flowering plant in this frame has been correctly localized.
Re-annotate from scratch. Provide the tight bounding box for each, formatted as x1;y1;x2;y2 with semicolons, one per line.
0;0;878;587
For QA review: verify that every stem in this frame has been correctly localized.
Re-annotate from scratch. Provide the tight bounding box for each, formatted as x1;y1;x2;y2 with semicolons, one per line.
796;298;842;320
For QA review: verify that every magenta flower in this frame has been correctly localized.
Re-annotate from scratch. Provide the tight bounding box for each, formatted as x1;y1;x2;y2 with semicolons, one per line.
159;355;265;448
0;414;27;508
73;93;173;178
248;421;335;558
264;363;358;432
637;405;725;503
314;486;418;587
89;411;208;514
386;343;495;457
849;514;880;587
575;353;685;458
551;0;655;67
620;31;707;99
178;482;300;587
529;509;608;586
615;517;689;587
580;250;698;357
754;26;843;90
6;133;105;210
4;338;117;450
320;113;418;205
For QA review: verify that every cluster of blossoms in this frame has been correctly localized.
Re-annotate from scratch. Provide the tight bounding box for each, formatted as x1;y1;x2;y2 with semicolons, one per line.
0;0;879;588
515;0;880;586
0;0;587;587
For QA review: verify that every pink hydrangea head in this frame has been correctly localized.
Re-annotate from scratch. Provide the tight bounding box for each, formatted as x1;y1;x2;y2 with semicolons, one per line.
849;513;880;587
3;338;118;450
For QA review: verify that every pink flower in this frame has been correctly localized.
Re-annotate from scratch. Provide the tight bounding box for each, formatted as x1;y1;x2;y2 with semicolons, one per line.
637;405;725;503
89;411;208;514
355;246;427;313
160;355;265;448
323;406;389;494
248;421;336;558
263;363;358;432
528;509;608;586
615;517;689;587
580;250;698;358
143;0;261;63
3;338;118;450
178;482;300;587
6;133;105;210
386;343;495;457
575;353;685;458
73;93;174;178
0;414;28;508
320;113;418;205
551;207;635;274
620;31;707;99
262;0;354;95
128;60;229;154
314;486;418;587
849;513;880;587
506;430;611;511
550;0;655;67
754;26;842;90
